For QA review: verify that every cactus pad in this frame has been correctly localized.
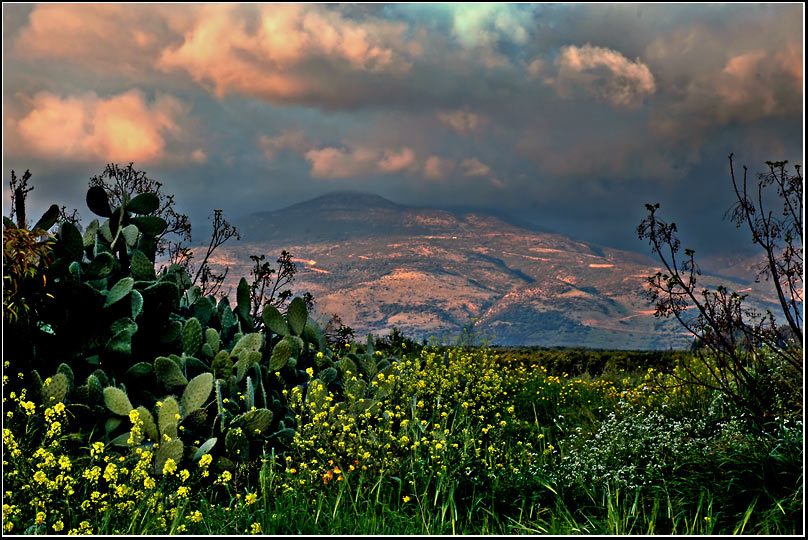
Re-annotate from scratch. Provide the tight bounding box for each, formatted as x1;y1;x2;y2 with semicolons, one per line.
268;339;291;371
212;350;233;380
42;373;69;405
262;304;290;336
86;252;115;279
319;367;338;387
130;249;156;281
136;406;159;441
104;277;134;308
154;356;188;389
127;192;160;215
154;438;184;475
158;396;181;436
181;372;213;416
230;332;263;359
193;437;218;460
232;408;274;434
205;328;220;353
131;289;144;319
225;428;250;460
182;317;203;356
103;387;134;416
287;297;308;336
130;216;168;236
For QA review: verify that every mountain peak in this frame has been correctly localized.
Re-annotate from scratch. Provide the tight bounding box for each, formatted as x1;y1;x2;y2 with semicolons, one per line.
286;191;401;212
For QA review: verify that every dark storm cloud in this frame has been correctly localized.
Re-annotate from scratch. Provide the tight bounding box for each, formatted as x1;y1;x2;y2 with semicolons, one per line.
2;3;803;255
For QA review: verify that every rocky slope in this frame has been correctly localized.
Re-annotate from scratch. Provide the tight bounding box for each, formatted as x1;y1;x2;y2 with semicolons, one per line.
198;192;781;350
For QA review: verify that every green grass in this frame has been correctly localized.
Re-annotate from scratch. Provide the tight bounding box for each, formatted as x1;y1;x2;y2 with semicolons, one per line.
3;346;802;535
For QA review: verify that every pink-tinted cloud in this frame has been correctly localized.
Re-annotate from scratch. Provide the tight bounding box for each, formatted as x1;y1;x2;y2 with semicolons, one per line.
304;144;418;179
775;40;802;90
157;4;415;102
552;44;656;108
13;90;188;164
423;156;456;180
259;130;309;160
304;145;379;179
437;109;486;135
460;158;492;177
645;14;803;139
377;148;416;173
13;4;192;75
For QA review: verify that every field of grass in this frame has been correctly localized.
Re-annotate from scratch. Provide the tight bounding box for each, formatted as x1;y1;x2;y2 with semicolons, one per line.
3;343;802;535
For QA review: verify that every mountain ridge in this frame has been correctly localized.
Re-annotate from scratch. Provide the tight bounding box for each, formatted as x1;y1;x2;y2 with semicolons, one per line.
206;191;781;349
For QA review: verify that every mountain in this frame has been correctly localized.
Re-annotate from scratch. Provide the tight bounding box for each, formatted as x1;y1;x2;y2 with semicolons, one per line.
201;192;782;350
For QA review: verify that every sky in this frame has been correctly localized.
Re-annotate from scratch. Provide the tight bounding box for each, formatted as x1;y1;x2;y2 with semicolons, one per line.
2;3;804;255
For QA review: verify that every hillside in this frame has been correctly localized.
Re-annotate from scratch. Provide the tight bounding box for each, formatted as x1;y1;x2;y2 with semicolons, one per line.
199;192;781;349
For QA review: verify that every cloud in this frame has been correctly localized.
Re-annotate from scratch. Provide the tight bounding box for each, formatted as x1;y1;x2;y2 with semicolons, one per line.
13;90;189;164
13;3;192;76
644;11;803;139
258;130;309;160
304;145;380;179
377;147;416;173
551;44;656;108
437;109;485;135
423;156;456;180
304;145;416;178
157;4;415;103
460;158;492;177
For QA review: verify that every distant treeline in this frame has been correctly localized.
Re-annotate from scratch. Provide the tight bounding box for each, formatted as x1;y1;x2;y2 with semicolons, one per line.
485;347;692;378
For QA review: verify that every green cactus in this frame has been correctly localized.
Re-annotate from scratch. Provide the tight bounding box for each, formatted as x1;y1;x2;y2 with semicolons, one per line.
56;363;75;393
158;396;180;438
159;320;182;343
154;438;184;475
230;332;262;360
86;252;115;279
127;192;160;215
212;350;234;380
268;339;292;371
235;350;262;383
136;406;160;442
200;343;215;359
193;437;217;460
59;221;84;261
87;375;104;404
130;249;156;281
232;408;274;435
346;378;367;402
205;328;220;353
287;297;308;336
130;215;167;236
306;379;328;409
182;317;203;356
339;356;359;381
262;304;290;336
181;373;213;416
319;367;338;387
236;277;250;319
225;427;250;460
104;277;134;308
121;224;139;248
154;356;188;389
42;373;69;405
131;289;144;319
103;387;134;416
86;185;113;217
82;219;100;248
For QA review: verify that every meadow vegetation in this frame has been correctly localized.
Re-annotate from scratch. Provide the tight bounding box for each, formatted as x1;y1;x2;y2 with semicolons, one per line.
2;162;803;535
